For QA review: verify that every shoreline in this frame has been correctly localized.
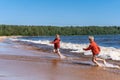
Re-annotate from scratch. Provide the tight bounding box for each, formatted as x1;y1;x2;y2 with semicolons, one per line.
0;36;8;42
0;36;22;41
0;36;120;80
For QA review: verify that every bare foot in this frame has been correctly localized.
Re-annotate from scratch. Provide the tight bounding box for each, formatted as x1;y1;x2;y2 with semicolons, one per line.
95;63;102;67
60;55;66;59
103;60;107;65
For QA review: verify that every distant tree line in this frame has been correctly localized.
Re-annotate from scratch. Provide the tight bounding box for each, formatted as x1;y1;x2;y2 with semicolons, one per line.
0;25;120;36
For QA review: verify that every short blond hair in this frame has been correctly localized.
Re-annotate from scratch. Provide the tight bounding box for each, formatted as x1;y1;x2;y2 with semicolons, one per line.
88;36;94;40
56;34;60;38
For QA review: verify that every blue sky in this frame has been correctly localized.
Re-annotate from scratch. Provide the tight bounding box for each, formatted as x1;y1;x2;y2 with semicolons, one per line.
0;0;120;26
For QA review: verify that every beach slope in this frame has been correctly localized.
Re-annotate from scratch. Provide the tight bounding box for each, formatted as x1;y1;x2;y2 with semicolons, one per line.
0;37;120;80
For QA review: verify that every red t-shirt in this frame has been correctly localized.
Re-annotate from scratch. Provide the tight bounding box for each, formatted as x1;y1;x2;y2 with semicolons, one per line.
84;41;100;55
52;38;60;49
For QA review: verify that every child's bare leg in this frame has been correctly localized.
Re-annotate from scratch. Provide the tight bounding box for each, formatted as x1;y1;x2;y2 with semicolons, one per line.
58;52;66;59
96;57;106;64
92;56;100;66
57;49;66;59
92;59;100;66
53;49;55;53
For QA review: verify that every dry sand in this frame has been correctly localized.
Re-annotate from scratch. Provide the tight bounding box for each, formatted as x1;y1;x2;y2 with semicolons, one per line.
0;36;120;80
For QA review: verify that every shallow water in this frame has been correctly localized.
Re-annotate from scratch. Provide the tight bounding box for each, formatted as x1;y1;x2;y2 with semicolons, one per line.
10;35;120;61
0;40;120;80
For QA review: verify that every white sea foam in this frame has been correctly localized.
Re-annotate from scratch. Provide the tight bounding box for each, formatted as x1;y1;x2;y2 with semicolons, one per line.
99;62;120;69
105;62;120;68
10;38;120;61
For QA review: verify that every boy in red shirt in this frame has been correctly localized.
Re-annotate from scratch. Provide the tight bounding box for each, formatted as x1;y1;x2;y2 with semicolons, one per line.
50;34;66;59
83;36;106;66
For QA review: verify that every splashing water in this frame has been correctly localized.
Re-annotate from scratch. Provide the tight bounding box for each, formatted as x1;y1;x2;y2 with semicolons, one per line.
10;38;120;61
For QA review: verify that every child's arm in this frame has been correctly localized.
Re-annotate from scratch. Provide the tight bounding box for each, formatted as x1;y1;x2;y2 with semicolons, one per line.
49;41;53;44
50;38;60;44
83;45;92;51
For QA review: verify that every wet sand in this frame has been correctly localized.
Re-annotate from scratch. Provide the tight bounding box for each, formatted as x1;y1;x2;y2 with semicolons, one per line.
0;37;120;80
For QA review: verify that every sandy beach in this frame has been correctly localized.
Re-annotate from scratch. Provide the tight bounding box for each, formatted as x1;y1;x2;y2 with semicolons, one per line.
0;36;120;80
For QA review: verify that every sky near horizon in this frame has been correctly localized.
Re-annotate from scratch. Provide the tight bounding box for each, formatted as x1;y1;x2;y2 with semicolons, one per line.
0;0;120;26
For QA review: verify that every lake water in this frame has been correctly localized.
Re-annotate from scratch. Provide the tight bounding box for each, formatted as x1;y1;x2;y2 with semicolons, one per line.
10;35;120;61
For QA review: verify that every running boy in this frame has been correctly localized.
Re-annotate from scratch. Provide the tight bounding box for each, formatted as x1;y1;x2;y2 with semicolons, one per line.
50;34;66;59
83;36;106;66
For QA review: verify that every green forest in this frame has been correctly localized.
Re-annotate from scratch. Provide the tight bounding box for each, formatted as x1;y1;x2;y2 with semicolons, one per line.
0;25;120;36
